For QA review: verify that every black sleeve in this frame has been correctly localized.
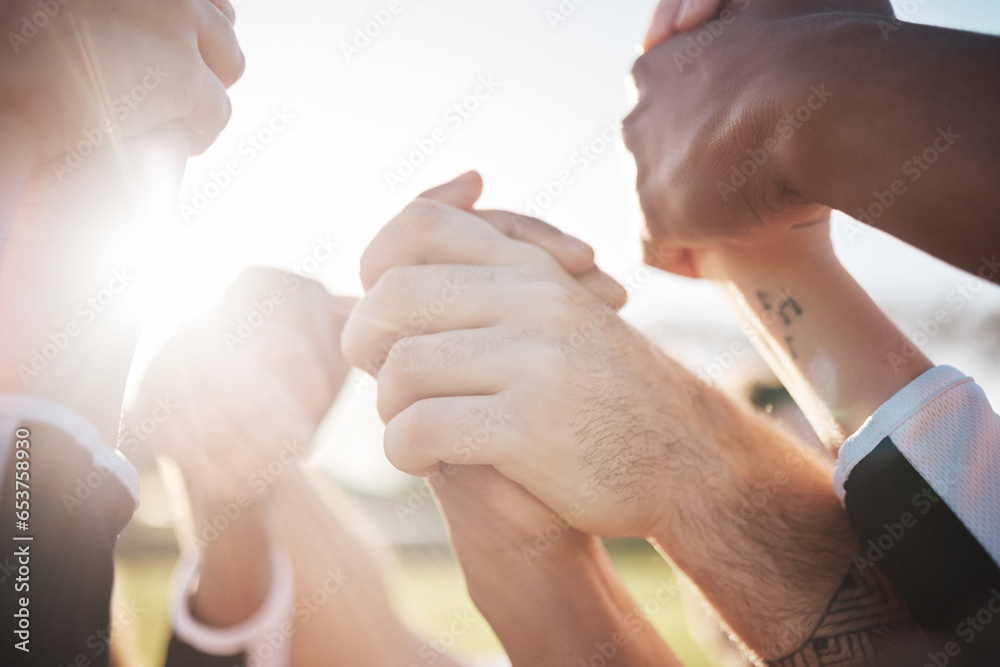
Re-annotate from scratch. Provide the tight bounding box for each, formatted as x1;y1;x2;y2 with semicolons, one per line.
0;422;135;667
164;634;245;667
844;437;1000;664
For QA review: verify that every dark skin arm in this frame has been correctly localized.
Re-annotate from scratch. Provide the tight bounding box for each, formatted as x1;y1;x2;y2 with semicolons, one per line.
628;0;1000;282
787;17;1000;279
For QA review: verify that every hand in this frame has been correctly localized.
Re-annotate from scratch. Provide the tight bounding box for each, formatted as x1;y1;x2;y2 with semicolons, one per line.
127;268;355;500
342;196;761;540
384;171;627;312
624;0;894;275
0;0;244;163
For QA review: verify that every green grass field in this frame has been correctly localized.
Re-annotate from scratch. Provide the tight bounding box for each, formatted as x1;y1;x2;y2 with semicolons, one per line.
115;543;735;666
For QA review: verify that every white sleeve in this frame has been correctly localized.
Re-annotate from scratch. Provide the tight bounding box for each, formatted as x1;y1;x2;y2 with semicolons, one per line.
172;548;295;667
0;393;139;508
834;365;1000;565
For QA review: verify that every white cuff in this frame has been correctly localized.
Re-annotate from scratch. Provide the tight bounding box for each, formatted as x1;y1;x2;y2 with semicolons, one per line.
834;365;1000;565
0;393;139;508
172;548;295;667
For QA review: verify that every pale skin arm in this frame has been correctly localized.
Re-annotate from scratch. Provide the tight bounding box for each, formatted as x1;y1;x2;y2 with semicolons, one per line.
345;176;931;665
270;468;458;667
693;222;934;450
183;484;274;628
436;466;683;666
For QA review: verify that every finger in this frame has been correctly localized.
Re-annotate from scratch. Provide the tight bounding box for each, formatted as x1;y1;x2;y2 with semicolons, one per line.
384;396;518;476
182;65;233;155
643;0;685;52
359;198;557;291
474;210;595;275
418;171;484;210
419;176;606;291
196;0;246;89
477;210;627;308
376;328;517;423
343;264;523;374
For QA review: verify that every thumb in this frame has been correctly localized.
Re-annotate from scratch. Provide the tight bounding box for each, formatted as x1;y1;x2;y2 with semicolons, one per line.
418;171;484;210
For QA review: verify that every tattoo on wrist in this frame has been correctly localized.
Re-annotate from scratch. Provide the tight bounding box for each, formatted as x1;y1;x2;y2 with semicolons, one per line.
757;288;804;358
765;561;927;666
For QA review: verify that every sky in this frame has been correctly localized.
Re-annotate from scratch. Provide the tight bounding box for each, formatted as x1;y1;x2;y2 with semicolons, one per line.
129;0;1000;494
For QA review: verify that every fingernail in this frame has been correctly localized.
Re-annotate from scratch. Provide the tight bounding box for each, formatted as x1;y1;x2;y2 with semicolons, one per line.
674;0;703;31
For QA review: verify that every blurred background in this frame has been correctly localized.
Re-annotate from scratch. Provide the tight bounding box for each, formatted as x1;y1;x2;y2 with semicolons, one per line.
115;1;1000;665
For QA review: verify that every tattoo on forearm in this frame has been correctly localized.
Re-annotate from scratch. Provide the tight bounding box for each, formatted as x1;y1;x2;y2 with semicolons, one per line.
757;288;804;357
785;336;798;360
765;562;927;667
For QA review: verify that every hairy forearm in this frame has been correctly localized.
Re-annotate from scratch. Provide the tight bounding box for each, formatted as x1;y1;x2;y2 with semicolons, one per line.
649;386;861;658
461;534;681;666
697;231;933;450
784;16;1000;279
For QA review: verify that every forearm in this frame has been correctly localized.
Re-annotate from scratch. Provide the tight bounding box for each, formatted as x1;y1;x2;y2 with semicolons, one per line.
697;231;932;450
783;16;1000;279
461;534;681;666
650;385;862;658
270;468;443;667
185;486;274;627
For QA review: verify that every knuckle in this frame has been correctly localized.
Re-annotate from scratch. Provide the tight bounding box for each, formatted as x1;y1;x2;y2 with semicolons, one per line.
369;265;417;310
630;53;652;87
399;198;445;234
380;337;421;387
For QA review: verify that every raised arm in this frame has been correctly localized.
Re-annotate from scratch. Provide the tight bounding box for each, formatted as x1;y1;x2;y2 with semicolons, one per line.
693;221;933;449
626;0;1000;281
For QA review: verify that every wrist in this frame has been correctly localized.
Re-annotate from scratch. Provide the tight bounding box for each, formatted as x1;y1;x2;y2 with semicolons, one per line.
650;397;859;656
189;495;274;627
